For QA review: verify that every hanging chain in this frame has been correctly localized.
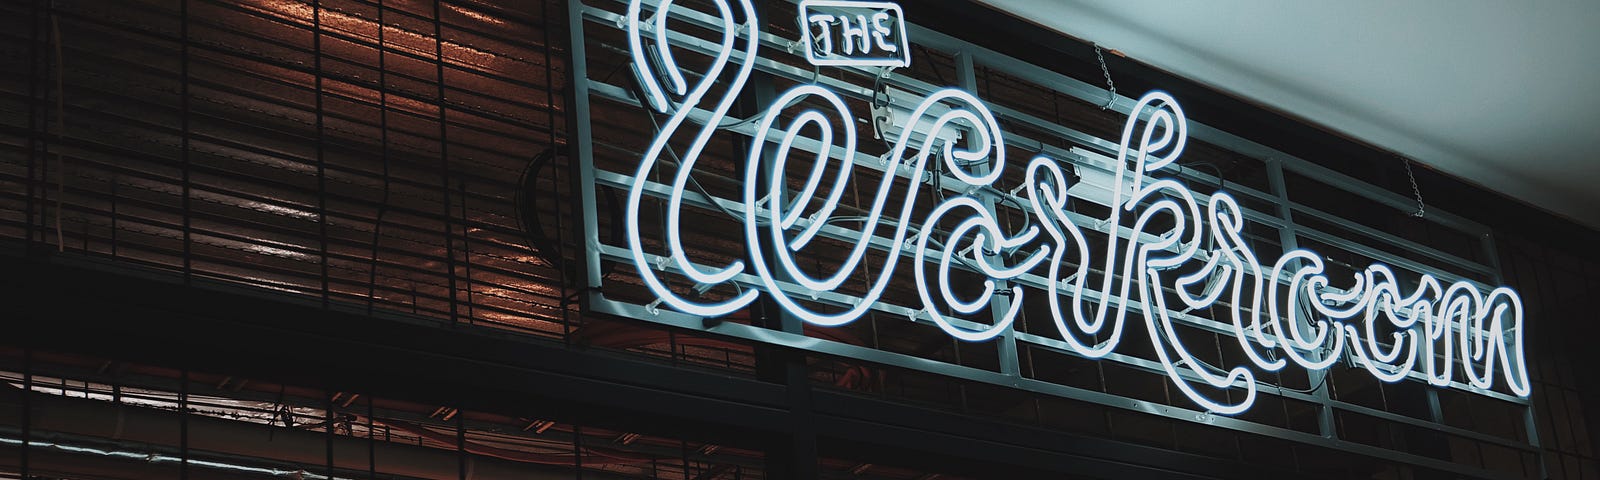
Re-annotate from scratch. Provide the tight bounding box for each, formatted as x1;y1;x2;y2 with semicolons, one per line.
1403;158;1426;218
1094;44;1117;110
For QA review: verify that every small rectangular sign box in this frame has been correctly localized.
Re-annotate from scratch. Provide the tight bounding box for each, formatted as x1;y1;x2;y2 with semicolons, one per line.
800;0;911;68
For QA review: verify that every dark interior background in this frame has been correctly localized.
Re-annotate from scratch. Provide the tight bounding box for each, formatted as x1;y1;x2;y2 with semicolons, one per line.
0;0;1594;478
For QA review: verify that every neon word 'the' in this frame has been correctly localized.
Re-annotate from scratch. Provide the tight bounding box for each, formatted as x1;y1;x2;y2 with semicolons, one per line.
620;0;1531;415
799;0;909;67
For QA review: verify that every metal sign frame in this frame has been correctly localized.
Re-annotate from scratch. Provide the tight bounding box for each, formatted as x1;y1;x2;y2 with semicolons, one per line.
564;1;1543;477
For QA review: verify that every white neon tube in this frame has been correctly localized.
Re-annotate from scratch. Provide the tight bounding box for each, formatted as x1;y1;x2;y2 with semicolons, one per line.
624;0;759;316
619;0;1533;413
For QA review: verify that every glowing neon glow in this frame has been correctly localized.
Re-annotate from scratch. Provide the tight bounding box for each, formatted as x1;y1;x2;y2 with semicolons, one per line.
619;0;1532;414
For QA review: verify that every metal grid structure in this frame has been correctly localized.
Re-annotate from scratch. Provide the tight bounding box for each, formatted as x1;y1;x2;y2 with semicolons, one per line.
0;0;1590;478
567;0;1542;477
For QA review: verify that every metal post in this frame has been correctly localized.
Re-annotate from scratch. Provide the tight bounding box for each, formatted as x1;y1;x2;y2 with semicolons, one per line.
180;0;192;283
26;0;39;252
314;0;328;308
1481;232;1546;479
433;0;460;324
566;0;606;306
1265;158;1337;438
954;50;1020;377
181;369;190;480
744;21;820;480
325;385;335;480
20;349;31;478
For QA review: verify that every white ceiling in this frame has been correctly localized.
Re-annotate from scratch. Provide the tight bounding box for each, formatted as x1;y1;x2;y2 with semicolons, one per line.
976;0;1600;229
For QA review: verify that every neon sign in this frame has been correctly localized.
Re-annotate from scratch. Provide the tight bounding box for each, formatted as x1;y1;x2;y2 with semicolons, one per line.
799;0;909;67
619;0;1530;414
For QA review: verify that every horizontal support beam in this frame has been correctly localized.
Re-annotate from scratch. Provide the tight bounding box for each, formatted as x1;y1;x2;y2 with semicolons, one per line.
5;249;1277;480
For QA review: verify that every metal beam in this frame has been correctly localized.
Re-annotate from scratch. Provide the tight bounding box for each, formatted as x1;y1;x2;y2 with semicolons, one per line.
6;252;1293;480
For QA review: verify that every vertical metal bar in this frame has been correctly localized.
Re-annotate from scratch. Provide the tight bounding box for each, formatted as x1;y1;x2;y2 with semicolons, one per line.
180;0;192;284
435;0;460;324
26;0;38;250
326;390;336;480
315;0;329;307
20;349;31;478
1425;390;1444;424
565;0;605;300
110;171;118;258
1480;232;1506;285
180;369;189;480
574;424;585;480
368;395;377;479
668;330;680;365
367;0;391;316
1266;158;1337;438
1485;232;1547;479
541;0;573;339
733;5;817;476
460;181;475;323
679;439;691;479
457;406;467;480
48;5;64;253
39;47;49;250
955;50;1020;377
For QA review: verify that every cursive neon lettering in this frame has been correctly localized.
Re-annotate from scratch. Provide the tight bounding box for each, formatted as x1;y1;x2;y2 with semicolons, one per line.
620;0;1532;413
